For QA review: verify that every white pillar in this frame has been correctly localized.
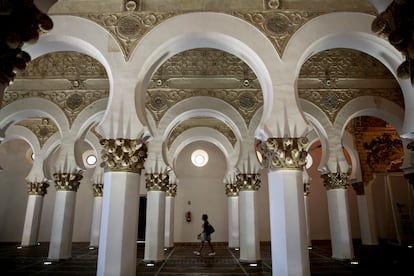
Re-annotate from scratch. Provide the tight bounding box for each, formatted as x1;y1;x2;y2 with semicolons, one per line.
304;195;312;248
48;190;77;260
327;189;354;259
354;182;378;245
89;195;103;248
144;190;166;262
239;190;260;262
97;171;140;276
164;195;175;248
268;169;310;276
21;195;44;247
227;196;239;248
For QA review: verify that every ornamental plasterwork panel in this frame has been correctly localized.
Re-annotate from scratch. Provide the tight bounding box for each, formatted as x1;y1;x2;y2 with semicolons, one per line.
150;48;258;83
167;117;237;148
17;52;107;79
16;118;58;147
147;89;262;127
298;88;404;122
300;49;396;79
232;10;322;56
2;90;109;125
86;12;176;60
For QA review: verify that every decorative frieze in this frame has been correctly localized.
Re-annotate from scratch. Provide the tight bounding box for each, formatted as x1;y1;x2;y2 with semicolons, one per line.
232;10;322;56
27;181;50;196
236;173;261;191
321;172;349;190
92;183;104;197
53;173;83;192
145;173;169;191
100;138;147;173
166;183;177;197
87;12;175;60
260;137;308;171
351;182;364;195
225;182;240;197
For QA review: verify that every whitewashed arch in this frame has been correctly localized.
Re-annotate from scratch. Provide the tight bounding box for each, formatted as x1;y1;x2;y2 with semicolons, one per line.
4;125;40;155
285;12;414;136
71;99;107;141
343;131;363;183
167;127;237;177
334;96;404;135
115;12;291;138
0;98;69;135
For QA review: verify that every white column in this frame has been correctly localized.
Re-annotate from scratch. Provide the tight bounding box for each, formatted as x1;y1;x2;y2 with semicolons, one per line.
97;171;140;276
268;169;310;276
48;190;77;260
227;196;239;248
21;195;44;247
354;182;378;245
239;190;260;262
144;190;166;262
304;195;312;248
89;195;103;248
327;189;354;259
164;195;175;248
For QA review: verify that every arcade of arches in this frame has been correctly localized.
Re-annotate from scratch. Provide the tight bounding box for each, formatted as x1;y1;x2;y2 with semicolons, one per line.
1;1;414;275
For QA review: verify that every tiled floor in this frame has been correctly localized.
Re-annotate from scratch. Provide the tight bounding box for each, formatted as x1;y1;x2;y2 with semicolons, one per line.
0;240;413;275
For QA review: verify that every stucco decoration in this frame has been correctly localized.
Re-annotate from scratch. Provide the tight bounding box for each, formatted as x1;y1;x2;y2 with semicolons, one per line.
166;182;177;197
16;118;58;147
53;172;83;192
225;182;240;196
237;173;261;191
27;181;50;196
100;138;147;173
321;171;349;190
92;183;103;197
261;137;308;170
145;173;169;191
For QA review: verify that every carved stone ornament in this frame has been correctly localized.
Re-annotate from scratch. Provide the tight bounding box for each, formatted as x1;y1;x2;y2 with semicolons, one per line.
236;173;261;191
92;183;104;197
321;172;349;190
145;173;169;191
166;183;177;197
27;181;49;196
225;182;240;197
53;173;83;192
100;138;147;173
351;182;364;195
261;137;308;171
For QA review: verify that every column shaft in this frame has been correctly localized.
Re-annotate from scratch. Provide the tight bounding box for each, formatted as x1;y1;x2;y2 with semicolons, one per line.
21;195;43;247
144;190;166;262
164;196;175;248
48;191;77;260
97;172;140;276
268;170;310;276
327;189;354;259
239;190;260;262
304;195;312;247
227;196;239;248
90;196;103;247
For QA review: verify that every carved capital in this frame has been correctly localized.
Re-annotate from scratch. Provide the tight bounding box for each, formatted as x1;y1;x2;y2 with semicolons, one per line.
100;138;147;173
352;182;365;195
321;172;349;190
53;173;83;192
27;181;49;196
92;183;104;197
261;137;308;171
225;182;240;197
237;173;261;191
166;183;177;197
146;173;169;191
304;182;310;196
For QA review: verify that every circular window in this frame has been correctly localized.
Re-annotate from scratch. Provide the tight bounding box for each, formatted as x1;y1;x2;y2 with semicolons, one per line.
86;155;97;166
305;154;313;169
191;149;208;167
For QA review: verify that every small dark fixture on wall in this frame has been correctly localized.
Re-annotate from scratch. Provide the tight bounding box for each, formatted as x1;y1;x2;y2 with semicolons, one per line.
186;211;191;222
